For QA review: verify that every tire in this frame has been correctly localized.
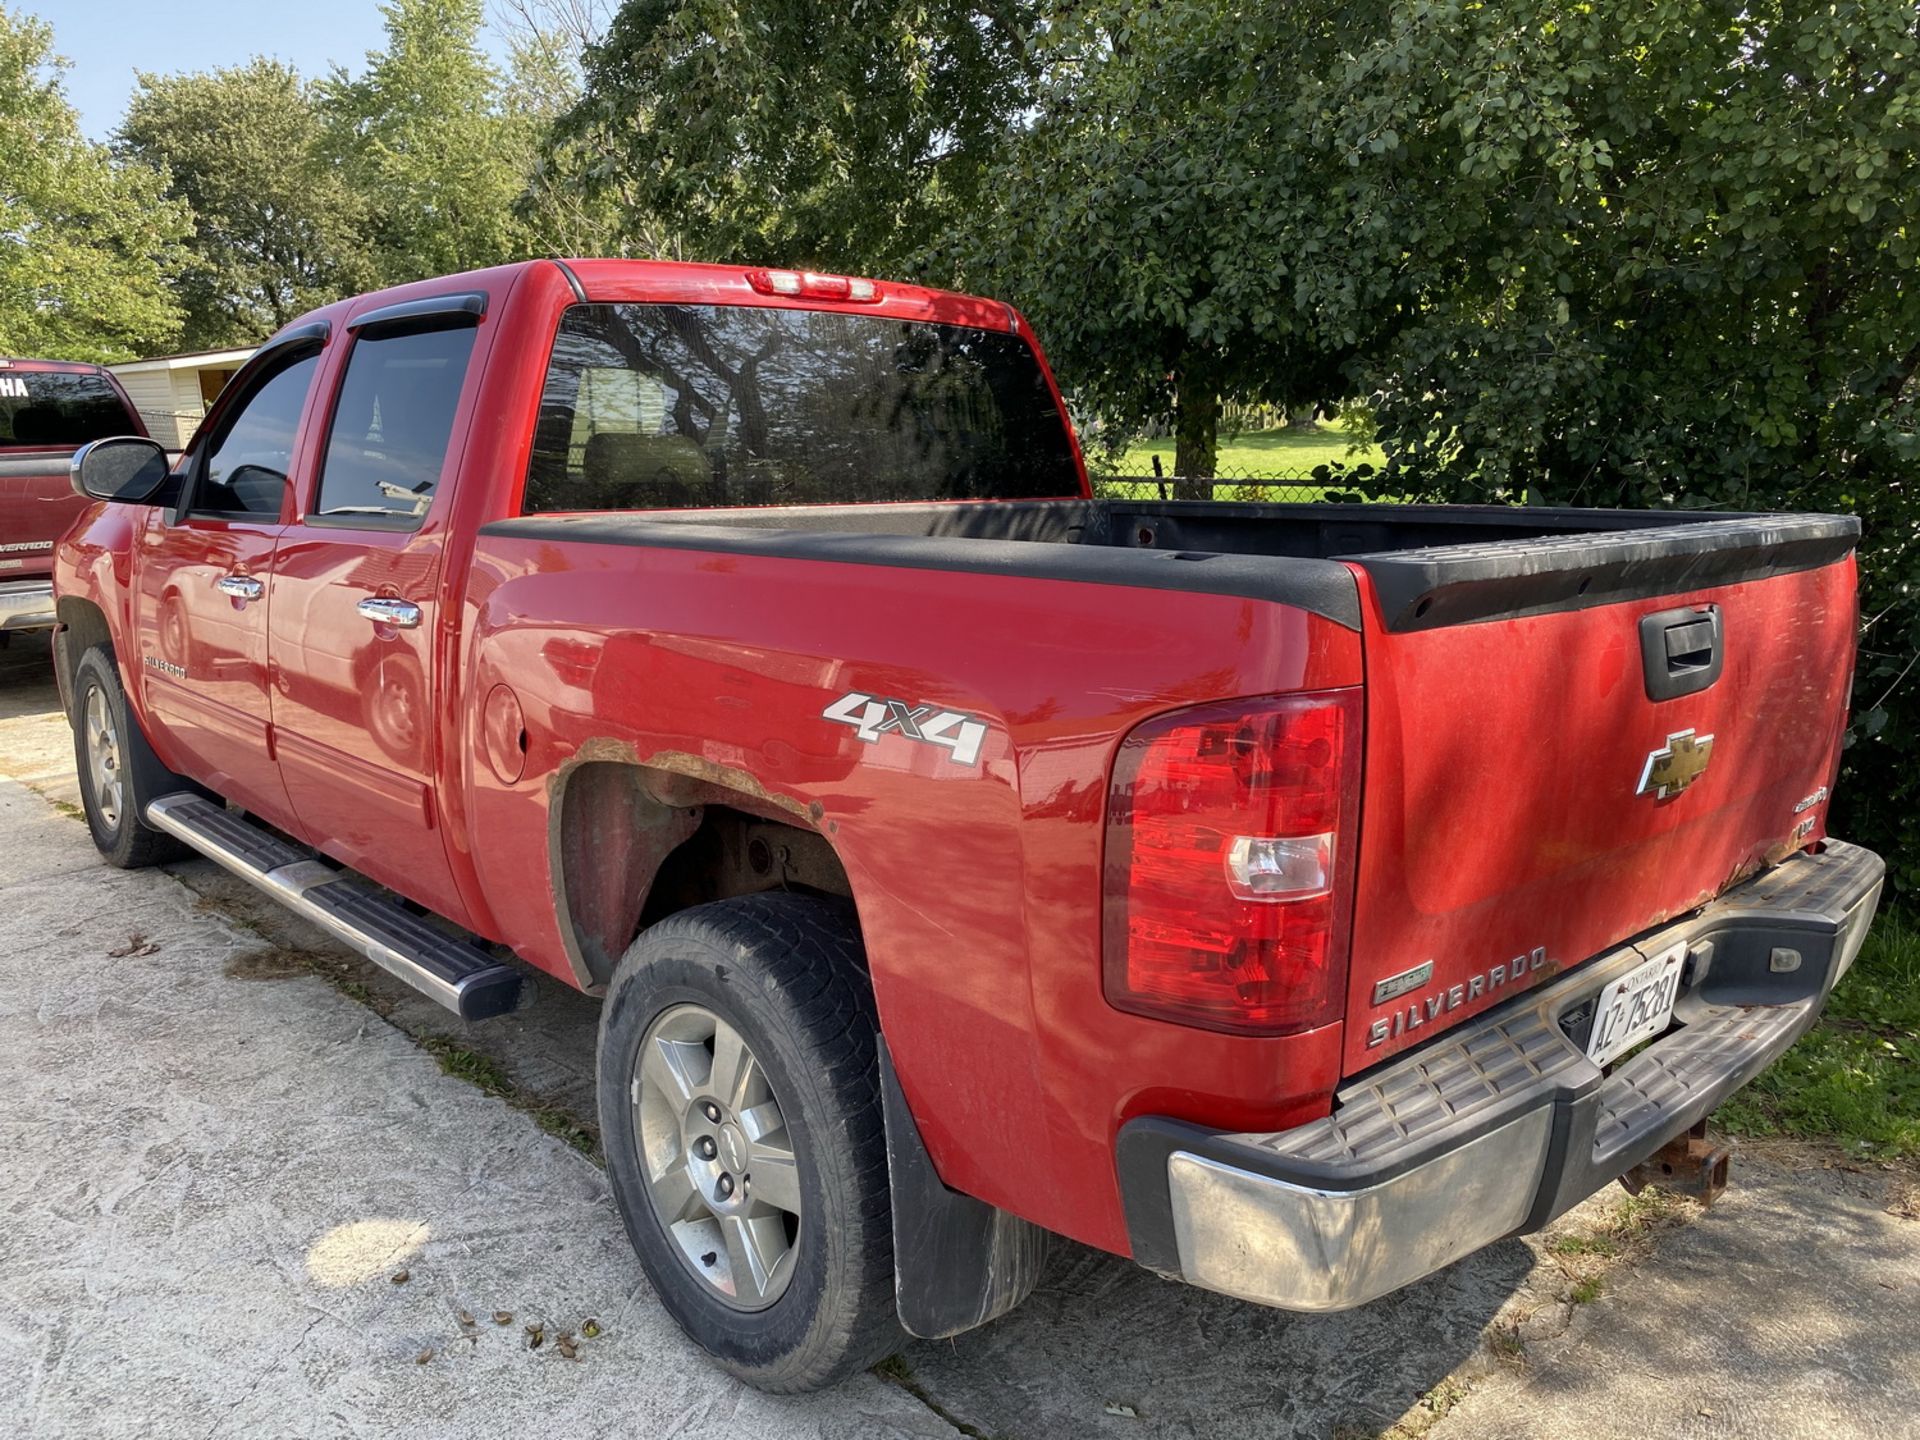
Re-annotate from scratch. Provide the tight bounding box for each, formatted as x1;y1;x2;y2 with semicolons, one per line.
71;645;188;868
597;892;902;1391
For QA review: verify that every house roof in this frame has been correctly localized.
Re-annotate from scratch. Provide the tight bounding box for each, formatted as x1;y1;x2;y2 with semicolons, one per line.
108;346;257;375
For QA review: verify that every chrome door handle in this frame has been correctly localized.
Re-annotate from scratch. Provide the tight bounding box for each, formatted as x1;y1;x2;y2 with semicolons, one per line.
357;597;422;629
216;574;264;601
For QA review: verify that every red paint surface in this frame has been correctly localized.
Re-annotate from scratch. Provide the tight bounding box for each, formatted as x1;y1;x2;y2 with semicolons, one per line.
0;360;144;581
1341;558;1856;1073
51;260;1862;1260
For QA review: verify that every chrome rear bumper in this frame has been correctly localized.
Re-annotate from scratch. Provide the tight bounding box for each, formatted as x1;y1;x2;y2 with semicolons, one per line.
1118;839;1885;1312
0;578;55;631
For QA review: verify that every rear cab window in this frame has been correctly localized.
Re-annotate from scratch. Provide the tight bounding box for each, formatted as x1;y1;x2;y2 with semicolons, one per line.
522;304;1081;513
0;369;138;450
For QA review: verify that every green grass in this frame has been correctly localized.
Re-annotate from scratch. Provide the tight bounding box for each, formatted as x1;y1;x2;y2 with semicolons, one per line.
1107;422;1385;480
1717;908;1920;1156
418;1034;599;1157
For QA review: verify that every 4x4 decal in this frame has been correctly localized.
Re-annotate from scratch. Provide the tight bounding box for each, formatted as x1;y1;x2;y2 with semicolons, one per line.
822;691;988;767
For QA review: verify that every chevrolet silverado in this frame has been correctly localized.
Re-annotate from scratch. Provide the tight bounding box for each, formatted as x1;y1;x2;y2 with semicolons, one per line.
51;259;1883;1390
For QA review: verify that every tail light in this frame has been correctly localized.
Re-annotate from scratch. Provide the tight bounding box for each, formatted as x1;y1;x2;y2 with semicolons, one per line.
1102;689;1362;1035
744;269;883;303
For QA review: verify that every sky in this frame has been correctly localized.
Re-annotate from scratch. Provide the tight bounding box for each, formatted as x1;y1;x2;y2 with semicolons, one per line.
39;1;515;141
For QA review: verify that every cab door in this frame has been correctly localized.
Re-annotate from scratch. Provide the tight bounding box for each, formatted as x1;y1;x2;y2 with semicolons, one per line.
266;294;486;920
132;339;325;828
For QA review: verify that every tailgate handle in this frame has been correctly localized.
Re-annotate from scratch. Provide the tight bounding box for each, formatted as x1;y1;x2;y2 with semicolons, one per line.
1640;605;1723;701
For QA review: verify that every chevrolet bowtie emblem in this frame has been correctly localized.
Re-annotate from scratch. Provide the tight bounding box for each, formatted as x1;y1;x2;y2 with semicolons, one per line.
1638;728;1715;800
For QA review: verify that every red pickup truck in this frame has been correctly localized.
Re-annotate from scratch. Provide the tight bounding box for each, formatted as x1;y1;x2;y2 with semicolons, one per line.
53;260;1883;1391
0;359;147;634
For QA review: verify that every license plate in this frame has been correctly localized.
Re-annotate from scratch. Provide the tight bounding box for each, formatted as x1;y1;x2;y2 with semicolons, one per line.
1585;945;1686;1067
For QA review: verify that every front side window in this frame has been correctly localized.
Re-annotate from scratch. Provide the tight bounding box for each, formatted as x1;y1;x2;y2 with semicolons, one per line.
523;303;1080;513
0;370;137;449
314;326;478;526
194;352;321;517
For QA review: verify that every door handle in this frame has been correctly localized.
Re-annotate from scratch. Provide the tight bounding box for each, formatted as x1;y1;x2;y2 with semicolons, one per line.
216;574;264;602
358;597;422;629
1639;604;1723;701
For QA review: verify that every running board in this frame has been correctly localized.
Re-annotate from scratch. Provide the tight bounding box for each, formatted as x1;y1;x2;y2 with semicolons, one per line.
146;792;522;1020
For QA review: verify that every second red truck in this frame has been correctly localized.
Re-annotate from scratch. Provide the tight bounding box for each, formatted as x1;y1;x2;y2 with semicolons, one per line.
51;259;1882;1390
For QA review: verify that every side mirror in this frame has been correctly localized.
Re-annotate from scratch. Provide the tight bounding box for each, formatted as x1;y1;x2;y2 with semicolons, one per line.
71;436;171;504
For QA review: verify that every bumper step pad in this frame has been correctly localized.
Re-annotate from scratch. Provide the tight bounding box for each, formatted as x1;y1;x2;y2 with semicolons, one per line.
146;792;521;1020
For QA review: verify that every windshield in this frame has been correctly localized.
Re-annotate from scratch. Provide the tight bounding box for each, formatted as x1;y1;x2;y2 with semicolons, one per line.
523;303;1080;512
0;370;136;449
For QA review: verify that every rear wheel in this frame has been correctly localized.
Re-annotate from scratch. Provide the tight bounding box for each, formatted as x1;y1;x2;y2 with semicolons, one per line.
597;893;901;1391
71;646;186;868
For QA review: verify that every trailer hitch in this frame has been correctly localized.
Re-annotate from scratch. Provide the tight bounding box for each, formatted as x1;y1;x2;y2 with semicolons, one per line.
1620;1119;1731;1205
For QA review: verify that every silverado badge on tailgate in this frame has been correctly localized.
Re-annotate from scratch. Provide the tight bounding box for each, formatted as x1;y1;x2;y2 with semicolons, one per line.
1637;728;1714;800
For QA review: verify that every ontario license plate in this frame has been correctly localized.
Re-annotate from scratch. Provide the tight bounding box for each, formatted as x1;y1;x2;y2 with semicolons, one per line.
1585;945;1686;1068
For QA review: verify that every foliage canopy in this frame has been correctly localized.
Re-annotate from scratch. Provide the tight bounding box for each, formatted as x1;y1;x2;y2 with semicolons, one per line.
120;60;375;349
0;5;188;362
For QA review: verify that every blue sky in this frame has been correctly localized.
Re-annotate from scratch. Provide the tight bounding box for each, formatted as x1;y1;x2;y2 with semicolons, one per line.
40;1;514;140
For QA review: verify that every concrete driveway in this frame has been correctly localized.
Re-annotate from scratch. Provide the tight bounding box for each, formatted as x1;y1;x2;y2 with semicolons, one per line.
1;639;1916;1438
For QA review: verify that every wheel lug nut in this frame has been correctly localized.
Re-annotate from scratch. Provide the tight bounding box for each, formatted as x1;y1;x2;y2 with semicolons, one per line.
695;1137;717;1160
716;1174;734;1198
701;1102;722;1123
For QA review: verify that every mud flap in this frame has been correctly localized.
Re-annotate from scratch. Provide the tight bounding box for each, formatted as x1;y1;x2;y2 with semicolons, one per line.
879;1043;1049;1339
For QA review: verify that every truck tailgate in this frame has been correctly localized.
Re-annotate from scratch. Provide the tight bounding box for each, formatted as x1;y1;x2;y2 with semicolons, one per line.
1340;515;1859;1073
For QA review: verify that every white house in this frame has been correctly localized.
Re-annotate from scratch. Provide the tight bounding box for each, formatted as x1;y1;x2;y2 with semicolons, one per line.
109;346;256;449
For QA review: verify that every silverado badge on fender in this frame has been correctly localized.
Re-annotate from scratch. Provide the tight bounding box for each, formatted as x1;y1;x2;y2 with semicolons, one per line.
1638;728;1714;800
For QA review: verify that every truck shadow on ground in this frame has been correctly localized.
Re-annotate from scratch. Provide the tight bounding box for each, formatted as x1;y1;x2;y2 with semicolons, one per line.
898;1234;1527;1438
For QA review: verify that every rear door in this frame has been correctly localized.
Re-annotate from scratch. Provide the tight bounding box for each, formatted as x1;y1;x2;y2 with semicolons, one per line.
267;293;485;920
0;364;143;581
1341;518;1858;1072
132;341;326;826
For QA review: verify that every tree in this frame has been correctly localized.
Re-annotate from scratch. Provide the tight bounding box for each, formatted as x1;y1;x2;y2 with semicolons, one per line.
558;0;1039;276
492;0;661;256
119;60;374;349
971;5;1384;487
1300;0;1919;882
0;5;187;361
321;0;533;284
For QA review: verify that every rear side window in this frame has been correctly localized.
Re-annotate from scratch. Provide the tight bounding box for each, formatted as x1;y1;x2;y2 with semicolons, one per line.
523;303;1080;513
315;326;478;527
0;370;135;448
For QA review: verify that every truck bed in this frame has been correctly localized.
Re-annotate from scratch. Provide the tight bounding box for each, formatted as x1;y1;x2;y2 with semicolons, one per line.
483;496;1861;1078
482;498;1857;634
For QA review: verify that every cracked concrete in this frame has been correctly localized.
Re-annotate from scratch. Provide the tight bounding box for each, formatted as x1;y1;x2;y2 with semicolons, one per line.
3;640;1917;1438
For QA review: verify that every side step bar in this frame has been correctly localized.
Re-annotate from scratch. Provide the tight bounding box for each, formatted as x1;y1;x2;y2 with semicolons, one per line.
146;792;522;1020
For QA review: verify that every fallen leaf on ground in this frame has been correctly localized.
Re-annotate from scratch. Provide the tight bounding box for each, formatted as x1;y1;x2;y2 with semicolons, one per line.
415;1348;433;1365
391;1269;410;1284
492;1311;513;1325
456;1310;475;1327
108;934;160;958
580;1319;601;1339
